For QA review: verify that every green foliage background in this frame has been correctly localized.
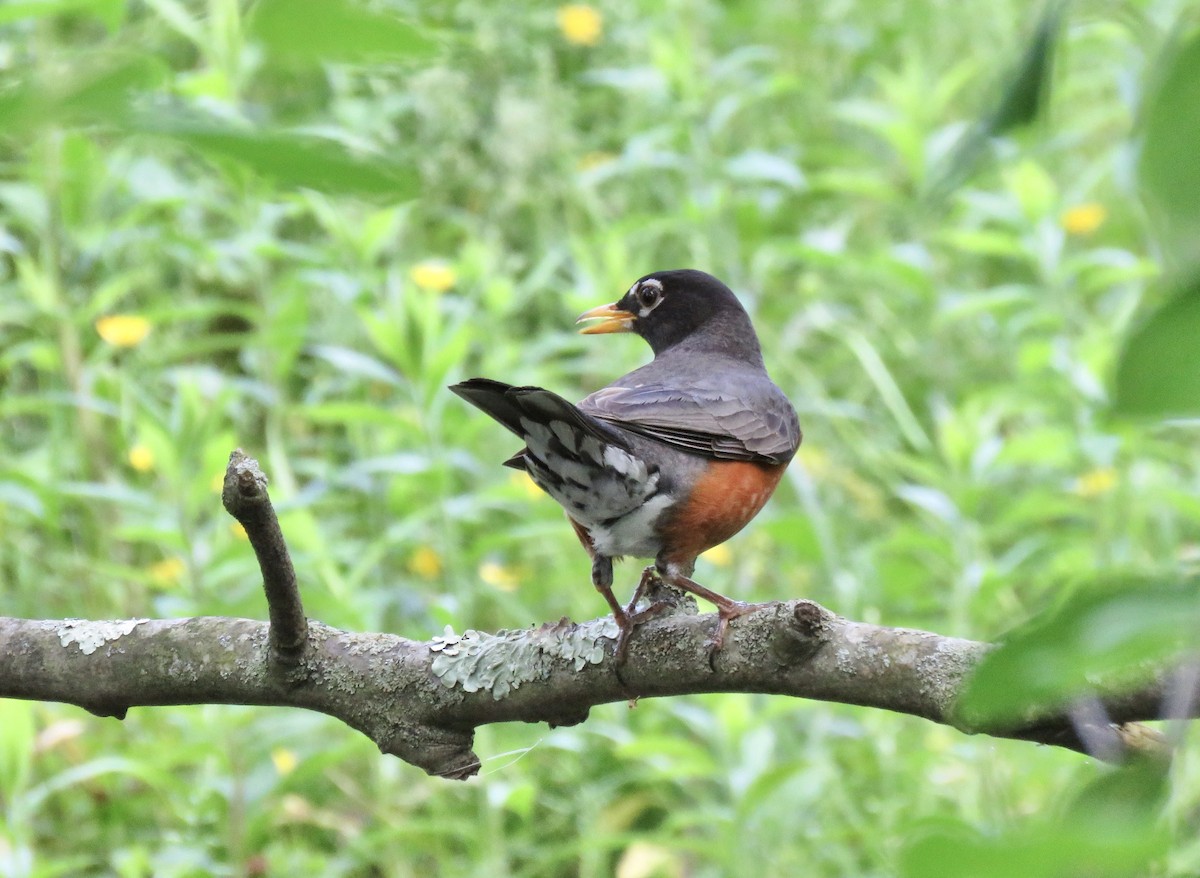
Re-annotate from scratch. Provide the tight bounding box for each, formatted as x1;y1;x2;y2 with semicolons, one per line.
2;0;1199;875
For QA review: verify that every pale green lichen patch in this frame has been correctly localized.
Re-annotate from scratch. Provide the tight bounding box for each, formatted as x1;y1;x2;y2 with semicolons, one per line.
429;616;619;699
54;619;148;655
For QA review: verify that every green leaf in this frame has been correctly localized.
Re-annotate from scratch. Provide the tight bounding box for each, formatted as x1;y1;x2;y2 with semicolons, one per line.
1139;31;1200;265
958;578;1200;727
1113;276;1200;418
133;117;416;198
248;0;437;64
0;55;163;135
0;0;123;28
0;700;35;800
926;1;1064;198
987;0;1063;134
902;761;1169;878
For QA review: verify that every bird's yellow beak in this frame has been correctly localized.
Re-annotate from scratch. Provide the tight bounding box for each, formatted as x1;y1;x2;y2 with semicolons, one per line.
576;302;634;335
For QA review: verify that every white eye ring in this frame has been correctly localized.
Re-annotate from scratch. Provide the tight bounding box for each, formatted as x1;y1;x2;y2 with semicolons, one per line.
635;279;663;315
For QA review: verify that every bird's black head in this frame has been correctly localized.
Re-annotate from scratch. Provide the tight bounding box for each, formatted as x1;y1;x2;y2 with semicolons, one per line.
577;269;762;362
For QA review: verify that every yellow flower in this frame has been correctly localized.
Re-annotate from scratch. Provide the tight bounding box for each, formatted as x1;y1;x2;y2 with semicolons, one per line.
95;314;151;347
701;544;732;567
616;842;682;878
409;260;457;292
128;443;155;472
479;560;520;592
1060;203;1106;236
271;747;298;776
1074;467;1117;498
577;151;616;172
408;545;443;580
557;4;602;46
148;557;186;588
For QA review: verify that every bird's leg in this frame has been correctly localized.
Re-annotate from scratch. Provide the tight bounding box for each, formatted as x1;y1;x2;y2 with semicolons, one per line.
592;556;641;684
622;565;671;620
660;570;768;664
591;555;629;629
609;566;675;666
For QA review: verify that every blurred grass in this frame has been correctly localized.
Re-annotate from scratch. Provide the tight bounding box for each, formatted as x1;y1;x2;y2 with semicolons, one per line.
1;0;1199;876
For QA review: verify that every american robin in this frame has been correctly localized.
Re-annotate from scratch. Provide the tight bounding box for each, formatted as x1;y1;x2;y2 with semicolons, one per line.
451;269;801;661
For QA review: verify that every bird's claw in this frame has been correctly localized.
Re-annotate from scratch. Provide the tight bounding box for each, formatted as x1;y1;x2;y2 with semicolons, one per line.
703;600;766;669
613;600;670;669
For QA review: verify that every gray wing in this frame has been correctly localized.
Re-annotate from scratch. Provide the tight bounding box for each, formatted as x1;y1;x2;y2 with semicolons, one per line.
579;381;801;465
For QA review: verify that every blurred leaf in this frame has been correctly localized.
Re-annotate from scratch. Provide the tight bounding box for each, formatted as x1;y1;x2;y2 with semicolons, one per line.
0;0;123;27
988;0;1063;133
902;760;1169;878
1139;30;1200;264
248;0;437;64
0;475;49;518
926;1;1064;197
1112;275;1200;417
134;117;416;198
842;331;931;450
959;578;1200;727
307;344;405;386
0;55;163;134
724;150;806;189
1004;159;1057;221
0;700;35;800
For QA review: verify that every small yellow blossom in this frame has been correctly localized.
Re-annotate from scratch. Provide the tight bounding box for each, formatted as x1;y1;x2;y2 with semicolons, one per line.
230;522;249;540
409;260;457;292
1060;203;1106;236
510;470;545;500
409;545;443;580
271;747;298;776
148;557;186;588
701;544;732;567
557;4;602;46
577;151;616;172
128;443;155;473
479;560;520;592
1074;467;1117;497
95;314;151;347
616;842;682;878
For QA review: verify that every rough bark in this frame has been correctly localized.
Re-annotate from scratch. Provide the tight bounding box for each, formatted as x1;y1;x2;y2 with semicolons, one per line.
0;602;1176;779
0;451;1178;779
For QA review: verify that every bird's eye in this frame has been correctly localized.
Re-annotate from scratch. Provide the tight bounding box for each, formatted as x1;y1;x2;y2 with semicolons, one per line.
637;283;661;308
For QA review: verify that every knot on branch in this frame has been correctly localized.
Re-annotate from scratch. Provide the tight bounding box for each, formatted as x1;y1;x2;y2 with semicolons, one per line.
375;720;480;780
772;600;832;665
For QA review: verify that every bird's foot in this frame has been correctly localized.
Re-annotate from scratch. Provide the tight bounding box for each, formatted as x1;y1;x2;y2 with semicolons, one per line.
705;600;768;667
612;566;672;669
612;600;671;667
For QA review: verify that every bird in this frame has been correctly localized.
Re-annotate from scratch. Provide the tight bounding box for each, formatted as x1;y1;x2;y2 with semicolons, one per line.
450;269;801;662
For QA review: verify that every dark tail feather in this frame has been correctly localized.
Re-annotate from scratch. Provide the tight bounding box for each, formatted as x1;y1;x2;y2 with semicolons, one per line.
449;378;527;437
449;378;629;449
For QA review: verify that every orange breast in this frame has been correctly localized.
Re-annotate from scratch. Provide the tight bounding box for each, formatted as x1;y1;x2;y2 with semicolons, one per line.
658;460;788;565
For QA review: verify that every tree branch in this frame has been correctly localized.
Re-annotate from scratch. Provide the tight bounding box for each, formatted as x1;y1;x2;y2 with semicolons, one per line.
0;601;1175;780
220;449;307;668
0;451;1177;779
